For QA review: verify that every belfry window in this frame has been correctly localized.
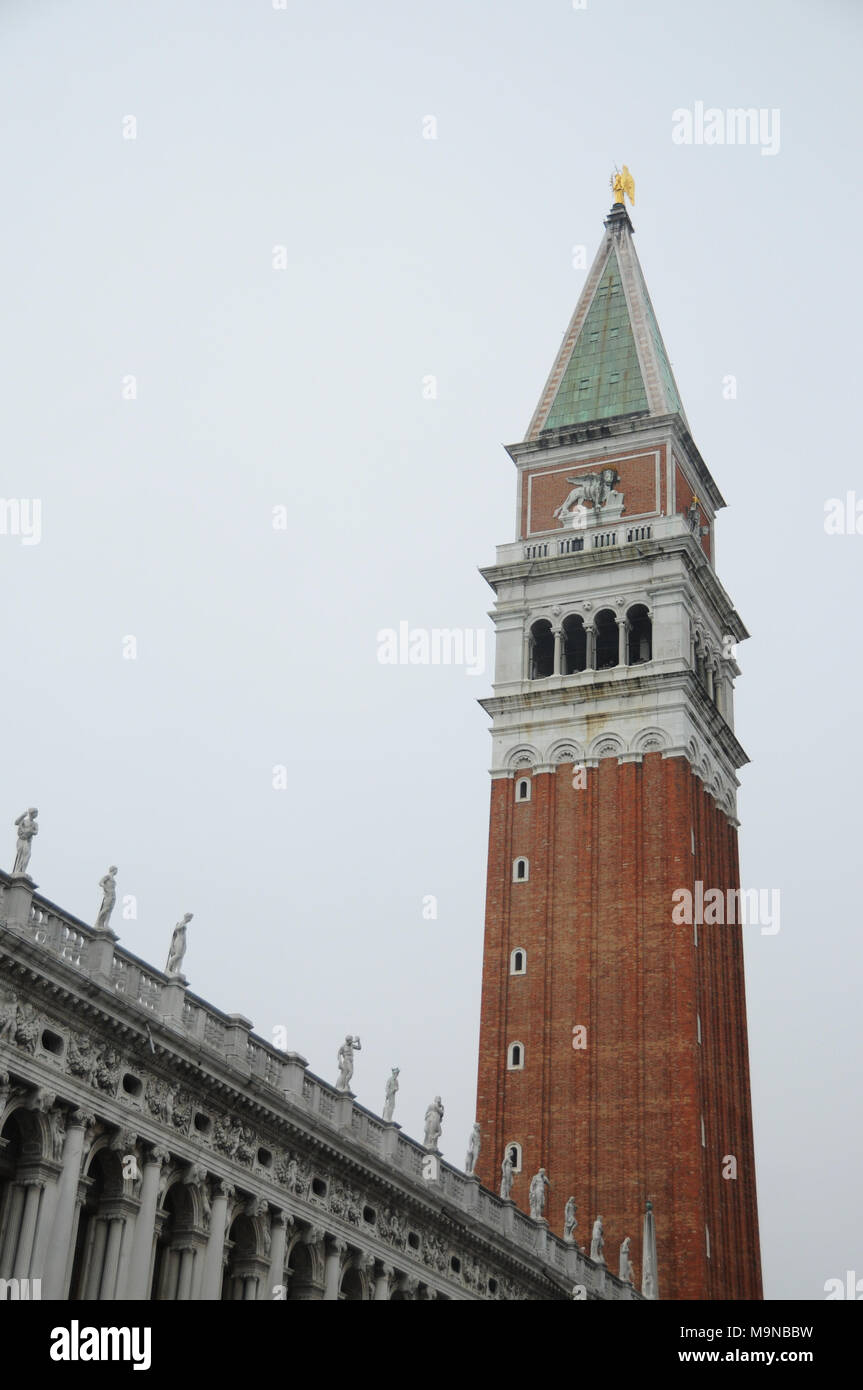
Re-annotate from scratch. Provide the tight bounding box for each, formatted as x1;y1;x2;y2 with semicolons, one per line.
510;947;527;975
505;1141;523;1173
512;857;529;883
529;620;554;679
563;614;587;674
594;609;619;670
627;604;652;664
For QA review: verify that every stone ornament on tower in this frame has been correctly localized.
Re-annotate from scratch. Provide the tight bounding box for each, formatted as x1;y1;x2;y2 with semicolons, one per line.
591;1215;605;1264
423;1096;444;1150
12;808;38;876
336;1035;360;1091
619;1236;634;1284
165;914;193;976
94;867;118;932
564;1196;578;1242
464;1122;481;1176
499;1151;514;1201
382;1065;399;1121
528;1168;550;1221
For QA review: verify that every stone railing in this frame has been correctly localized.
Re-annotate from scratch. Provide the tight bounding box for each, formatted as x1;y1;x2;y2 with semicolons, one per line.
499;512;686;568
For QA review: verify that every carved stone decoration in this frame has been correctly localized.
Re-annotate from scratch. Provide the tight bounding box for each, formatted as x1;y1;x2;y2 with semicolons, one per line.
553;468;622;527
500;1153;514;1201
145;1077;173;1125
94;867;118;933
382;1066;399;1122
619;1235;634;1284
591;1215;605;1264
528;1168;550;1221
0;990;16;1043
464;1121;481;1176
165;913;193;976
564;1196;578;1242
423;1095;444;1150
335;1035;361;1091
170;1090;193;1134
12;807;38;876
68;1035;97;1083
93;1047;122;1095
14;1002;40;1055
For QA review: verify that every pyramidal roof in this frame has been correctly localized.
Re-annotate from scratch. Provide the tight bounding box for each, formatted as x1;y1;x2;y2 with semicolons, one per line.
526;204;688;440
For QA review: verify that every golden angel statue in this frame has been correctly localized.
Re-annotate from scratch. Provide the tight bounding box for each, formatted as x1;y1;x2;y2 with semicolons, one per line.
611;165;635;207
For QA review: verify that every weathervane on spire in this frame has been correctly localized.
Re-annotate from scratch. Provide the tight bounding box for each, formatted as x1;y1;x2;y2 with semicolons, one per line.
611;164;635;207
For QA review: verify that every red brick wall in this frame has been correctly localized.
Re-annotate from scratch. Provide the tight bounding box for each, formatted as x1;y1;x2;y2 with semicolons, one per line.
474;754;762;1300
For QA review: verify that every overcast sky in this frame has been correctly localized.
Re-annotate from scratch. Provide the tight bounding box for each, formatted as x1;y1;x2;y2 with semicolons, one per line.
1;0;860;1301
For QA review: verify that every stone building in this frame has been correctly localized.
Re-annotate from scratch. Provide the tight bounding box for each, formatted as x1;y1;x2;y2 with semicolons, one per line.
474;194;762;1299
0;867;640;1301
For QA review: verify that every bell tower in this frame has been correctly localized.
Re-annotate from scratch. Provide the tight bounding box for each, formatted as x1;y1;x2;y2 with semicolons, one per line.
474;191;762;1300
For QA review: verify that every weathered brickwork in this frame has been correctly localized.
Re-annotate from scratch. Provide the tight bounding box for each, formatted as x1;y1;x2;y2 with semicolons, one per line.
475;756;761;1300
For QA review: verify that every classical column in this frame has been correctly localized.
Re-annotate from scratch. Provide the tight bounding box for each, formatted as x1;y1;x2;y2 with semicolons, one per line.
618;618;628;666
374;1262;394;1301
263;1211;290;1300
83;1218;109;1299
323;1237;347;1301
552;627;563;676
585;624;596;670
0;1184;25;1278
706;664;715;701
12;1180;44;1279
42;1110;92;1299
176;1246;196;1301
124;1147;169;1300
201;1181;233;1300
99;1216;125;1299
523;631;531;681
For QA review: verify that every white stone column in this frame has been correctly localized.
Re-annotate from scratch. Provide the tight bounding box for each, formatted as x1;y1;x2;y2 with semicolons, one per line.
618;618;628;666
523;632;531;681
12;1179;44;1279
0;1183;25;1277
263;1211;290;1300
374;1262;394;1301
176;1246;195;1301
42;1110;92;1299
553;627;563;676
201;1181;233;1300
83;1217;109;1300
124;1147;168;1300
323;1237;347;1301
100;1216;125;1299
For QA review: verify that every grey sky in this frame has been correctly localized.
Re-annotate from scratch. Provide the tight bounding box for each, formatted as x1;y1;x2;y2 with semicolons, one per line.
1;0;860;1300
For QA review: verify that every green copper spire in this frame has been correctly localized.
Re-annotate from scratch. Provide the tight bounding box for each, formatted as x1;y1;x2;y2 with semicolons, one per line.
543;248;648;429
526;204;688;439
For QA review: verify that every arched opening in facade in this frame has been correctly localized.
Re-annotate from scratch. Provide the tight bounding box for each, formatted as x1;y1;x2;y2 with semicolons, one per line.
340;1266;365;1301
152;1179;202;1301
0;1110;25;1279
563;614;587;674
594;609;619;670
529;620;554;679
223;1212;268;1301
627;604;651;664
